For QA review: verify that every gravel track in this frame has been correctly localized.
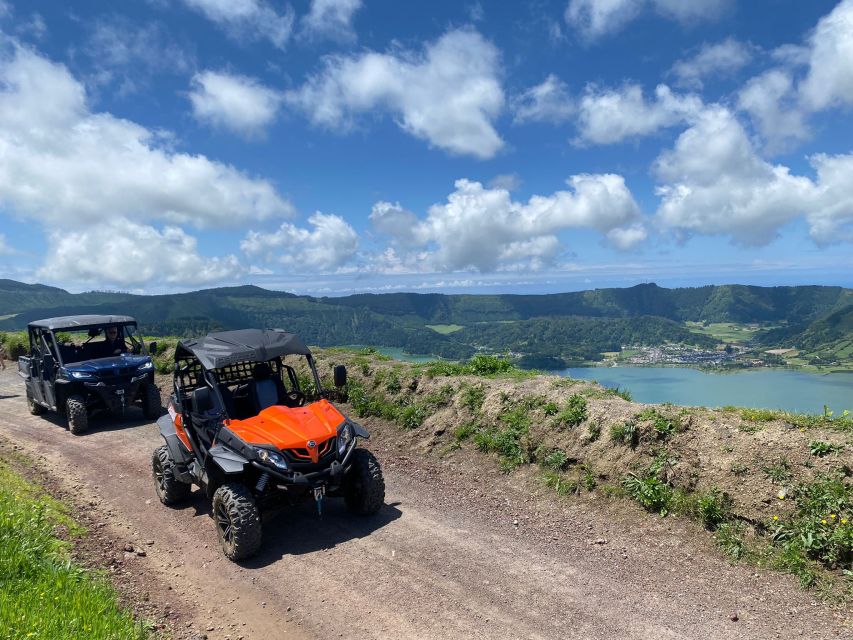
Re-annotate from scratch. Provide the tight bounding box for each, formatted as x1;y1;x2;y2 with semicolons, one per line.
0;368;848;639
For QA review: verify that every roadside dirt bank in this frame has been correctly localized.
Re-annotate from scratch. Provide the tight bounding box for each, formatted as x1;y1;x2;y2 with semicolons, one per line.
0;366;849;639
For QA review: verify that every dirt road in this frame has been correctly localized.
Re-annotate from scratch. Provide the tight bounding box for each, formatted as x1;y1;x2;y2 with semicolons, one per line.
0;368;848;639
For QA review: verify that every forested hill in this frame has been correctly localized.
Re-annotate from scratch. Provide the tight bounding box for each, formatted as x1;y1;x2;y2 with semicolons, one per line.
1;280;851;362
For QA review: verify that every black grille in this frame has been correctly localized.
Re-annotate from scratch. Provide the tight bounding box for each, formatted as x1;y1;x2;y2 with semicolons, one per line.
96;367;134;379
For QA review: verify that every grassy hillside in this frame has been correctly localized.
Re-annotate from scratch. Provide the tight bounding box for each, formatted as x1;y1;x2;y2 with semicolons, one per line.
1;281;851;365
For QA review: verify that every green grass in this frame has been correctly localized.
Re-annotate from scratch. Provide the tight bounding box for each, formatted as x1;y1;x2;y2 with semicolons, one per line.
425;324;464;334
422;354;530;378
0;459;148;639
684;321;763;344
609;420;639;448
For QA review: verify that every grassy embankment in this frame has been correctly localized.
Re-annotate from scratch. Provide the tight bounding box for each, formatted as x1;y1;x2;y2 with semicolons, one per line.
0;452;149;639
310;348;853;602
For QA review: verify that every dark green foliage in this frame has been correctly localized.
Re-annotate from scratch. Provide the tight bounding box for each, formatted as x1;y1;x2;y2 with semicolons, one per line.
460;385;486;412
771;471;853;571
454;422;478;442
557;394;587;427
809;440;845;457
696;488;732;530
610;421;639;448
622;474;673;515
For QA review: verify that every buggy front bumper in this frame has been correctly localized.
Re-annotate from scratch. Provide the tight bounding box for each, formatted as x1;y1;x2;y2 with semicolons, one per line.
249;437;357;488
83;376;147;413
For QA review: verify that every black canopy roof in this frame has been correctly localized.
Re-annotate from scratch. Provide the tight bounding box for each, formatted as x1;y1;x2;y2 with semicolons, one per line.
176;329;312;369
28;315;137;330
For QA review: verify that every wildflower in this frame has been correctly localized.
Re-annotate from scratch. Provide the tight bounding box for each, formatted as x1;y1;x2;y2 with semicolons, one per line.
842;519;848;525
821;519;827;525
829;514;836;519
772;515;779;521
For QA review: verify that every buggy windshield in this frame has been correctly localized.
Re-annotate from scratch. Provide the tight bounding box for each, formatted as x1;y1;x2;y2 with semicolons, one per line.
55;323;145;364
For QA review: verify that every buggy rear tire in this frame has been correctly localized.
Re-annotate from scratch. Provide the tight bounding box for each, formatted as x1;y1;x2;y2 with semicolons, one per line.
26;389;46;415
142;382;161;420
212;483;262;561
152;445;191;506
343;448;385;515
66;395;88;435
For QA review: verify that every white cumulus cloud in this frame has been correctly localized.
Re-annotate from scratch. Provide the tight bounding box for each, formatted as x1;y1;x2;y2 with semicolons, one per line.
565;0;730;41
38;220;245;287
286;28;505;159
182;0;294;49
512;74;574;124
0;42;293;229
654;106;853;245
301;0;362;42
575;83;702;145
189;70;282;138
737;69;809;153
372;175;644;272
670;38;754;89
241;213;359;271
799;0;853;111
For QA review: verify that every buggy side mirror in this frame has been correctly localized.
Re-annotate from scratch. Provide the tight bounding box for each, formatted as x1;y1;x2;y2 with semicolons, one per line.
42;353;54;371
88;328;101;338
148;341;158;356
333;365;347;388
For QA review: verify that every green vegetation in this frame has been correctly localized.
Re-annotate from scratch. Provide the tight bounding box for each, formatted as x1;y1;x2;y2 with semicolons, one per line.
622;473;673;516
422;354;524;378
3;280;851;368
636;408;680;439
609;420;639;448
556;394;587;427
459;385;486;412
0;458;147;639
810;440;845;457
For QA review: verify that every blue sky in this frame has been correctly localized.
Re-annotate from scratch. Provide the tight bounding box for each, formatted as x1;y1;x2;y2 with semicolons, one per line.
0;0;852;295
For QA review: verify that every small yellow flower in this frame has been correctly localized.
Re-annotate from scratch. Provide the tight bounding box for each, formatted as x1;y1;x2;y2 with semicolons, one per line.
842;519;848;525
772;515;779;521
829;514;836;519
821;519;828;524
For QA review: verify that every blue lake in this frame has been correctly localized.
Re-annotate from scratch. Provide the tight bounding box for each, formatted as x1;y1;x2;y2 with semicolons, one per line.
559;366;853;414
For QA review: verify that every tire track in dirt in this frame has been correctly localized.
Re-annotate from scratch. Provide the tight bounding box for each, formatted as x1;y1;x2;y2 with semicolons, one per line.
0;369;847;639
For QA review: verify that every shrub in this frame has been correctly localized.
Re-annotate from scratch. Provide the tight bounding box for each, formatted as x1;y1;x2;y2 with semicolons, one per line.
399;403;426;430
542;401;559;416
557;394;587;427
541;449;569;472
460;385;486;412
454;422;478;442
622;474;673;515
696;488;731;530
610;421;639;448
809;440;844;457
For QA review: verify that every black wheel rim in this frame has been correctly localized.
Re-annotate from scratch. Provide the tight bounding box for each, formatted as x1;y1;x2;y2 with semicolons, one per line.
153;458;166;494
216;503;234;546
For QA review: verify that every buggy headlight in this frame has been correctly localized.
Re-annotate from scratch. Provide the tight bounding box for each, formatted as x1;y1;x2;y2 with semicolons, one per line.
338;423;353;456
256;448;288;471
70;370;94;379
138;361;154;371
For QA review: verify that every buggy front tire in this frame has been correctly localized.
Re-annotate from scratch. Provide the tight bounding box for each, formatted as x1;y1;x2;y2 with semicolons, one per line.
212;483;262;561
26;389;46;415
142;382;161;419
343;448;385;515
152;445;191;506
66;395;88;434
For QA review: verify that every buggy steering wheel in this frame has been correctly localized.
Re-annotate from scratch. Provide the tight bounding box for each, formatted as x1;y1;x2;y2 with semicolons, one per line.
286;391;305;407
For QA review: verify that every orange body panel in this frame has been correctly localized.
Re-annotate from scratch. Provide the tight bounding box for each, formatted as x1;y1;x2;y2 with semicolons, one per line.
225;399;345;450
174;414;193;451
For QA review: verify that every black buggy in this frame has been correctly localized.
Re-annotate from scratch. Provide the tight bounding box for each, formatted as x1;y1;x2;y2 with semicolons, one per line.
17;315;160;434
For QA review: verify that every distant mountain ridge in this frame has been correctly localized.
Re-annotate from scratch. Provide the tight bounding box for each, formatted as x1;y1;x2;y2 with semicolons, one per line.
2;280;851;363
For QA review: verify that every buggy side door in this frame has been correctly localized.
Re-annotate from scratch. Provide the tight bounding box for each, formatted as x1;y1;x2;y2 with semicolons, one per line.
36;329;59;409
23;327;46;405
